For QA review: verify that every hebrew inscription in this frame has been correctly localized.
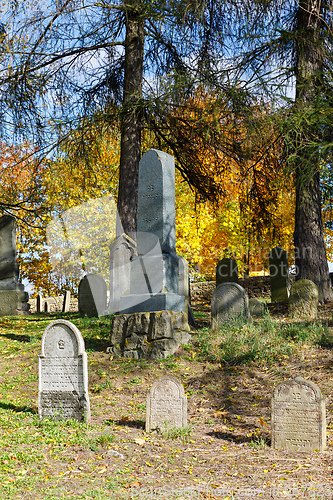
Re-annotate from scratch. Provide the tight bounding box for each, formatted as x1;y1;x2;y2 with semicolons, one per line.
38;320;90;421
146;375;187;432
271;377;326;452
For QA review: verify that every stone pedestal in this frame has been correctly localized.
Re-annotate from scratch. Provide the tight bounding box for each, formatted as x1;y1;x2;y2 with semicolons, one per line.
108;310;191;360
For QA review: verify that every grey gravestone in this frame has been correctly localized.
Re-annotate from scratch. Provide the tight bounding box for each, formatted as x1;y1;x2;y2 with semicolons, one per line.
109;233;137;314
272;377;326;452
62;291;71;313
38;320;90;421
211;283;250;329
0;215;29;315
119;150;185;314
249;298;267;318
269;246;290;302
289;279;318;320
216;257;238;287
78;274;107;317
146;375;187;432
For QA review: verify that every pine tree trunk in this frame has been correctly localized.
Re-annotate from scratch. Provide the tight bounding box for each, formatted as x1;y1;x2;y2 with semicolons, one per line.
293;0;332;301
117;4;145;237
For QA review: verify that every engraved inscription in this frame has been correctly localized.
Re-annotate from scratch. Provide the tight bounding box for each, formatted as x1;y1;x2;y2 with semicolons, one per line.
58;339;65;349
146;376;187;432
272;377;326;452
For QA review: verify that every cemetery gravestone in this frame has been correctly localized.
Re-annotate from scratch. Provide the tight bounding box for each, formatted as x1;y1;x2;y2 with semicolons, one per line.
119;149;185;314
36;294;43;313
269;246;290;302
0;215;29;315
289;279;318;320
271;376;326;452
78;274;107;317
109;233;137;314
216;257;238;287
249;297;267;318
146;375;187;432
211;283;250;329
62;291;71;313
38;319;90;421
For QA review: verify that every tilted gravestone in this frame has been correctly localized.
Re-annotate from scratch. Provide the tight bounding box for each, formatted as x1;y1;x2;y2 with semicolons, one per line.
216;257;238;287
269;246;290;302
289;279;318;320
211;283;250;329
36;293;43;313
119;149;185;314
0;215;29;315
38;320;90;421
271;377;326;452
146;375;187;432
78;274;107;317
109;233;137;314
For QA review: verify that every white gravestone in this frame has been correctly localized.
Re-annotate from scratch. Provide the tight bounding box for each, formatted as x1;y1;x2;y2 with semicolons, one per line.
271;376;326;452
146;375;187;432
38;320;91;421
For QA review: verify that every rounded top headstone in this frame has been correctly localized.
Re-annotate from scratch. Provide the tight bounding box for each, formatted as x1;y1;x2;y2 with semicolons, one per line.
150;375;185;400
40;319;86;357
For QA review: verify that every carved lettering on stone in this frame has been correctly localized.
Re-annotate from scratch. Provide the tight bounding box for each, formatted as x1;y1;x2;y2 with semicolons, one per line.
271;376;326;452
146;375;187;432
38;320;90;421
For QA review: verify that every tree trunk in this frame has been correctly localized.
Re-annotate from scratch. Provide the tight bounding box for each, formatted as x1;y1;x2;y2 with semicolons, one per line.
117;3;145;237
293;0;332;301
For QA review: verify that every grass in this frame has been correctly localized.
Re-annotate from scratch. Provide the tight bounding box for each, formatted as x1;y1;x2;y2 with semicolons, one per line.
0;310;332;498
194;312;331;366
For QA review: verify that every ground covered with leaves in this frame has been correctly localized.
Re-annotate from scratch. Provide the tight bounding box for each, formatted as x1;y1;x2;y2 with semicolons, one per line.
1;303;333;499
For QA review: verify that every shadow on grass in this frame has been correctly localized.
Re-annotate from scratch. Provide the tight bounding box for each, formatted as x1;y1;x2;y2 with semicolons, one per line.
0;401;37;414
105;418;145;430
0;332;33;343
207;429;271;447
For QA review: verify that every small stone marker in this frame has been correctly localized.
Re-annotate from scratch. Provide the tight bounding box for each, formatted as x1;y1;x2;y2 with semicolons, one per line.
289;279;318;320
62;291;71;313
269;246;290;302
78;273;107;317
249;298;267;318
211;282;250;328
216;257;238;287
146;375;187;432
271;376;326;452
36;293;43;313
38;319;90;421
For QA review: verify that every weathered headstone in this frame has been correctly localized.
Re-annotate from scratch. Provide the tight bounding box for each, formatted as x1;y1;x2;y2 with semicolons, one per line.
0;215;30;315
109;233;137;314
146;375;187;432
269;246;290;302
119;150;185;314
36;293;43;313
271;377;326;452
211;283;250;329
249;297;267;318
62;291;71;313
38;319;90;421
216;257;238;287
78;274;107;317
289;279;319;319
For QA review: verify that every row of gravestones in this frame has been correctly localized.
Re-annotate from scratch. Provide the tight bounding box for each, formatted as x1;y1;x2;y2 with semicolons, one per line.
211;279;319;327
36;291;72;313
39;319;326;453
216;247;289;302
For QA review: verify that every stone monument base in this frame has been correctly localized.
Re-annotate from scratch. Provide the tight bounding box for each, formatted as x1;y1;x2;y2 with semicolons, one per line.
119;292;185;314
0;284;30;315
108;310;191;360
